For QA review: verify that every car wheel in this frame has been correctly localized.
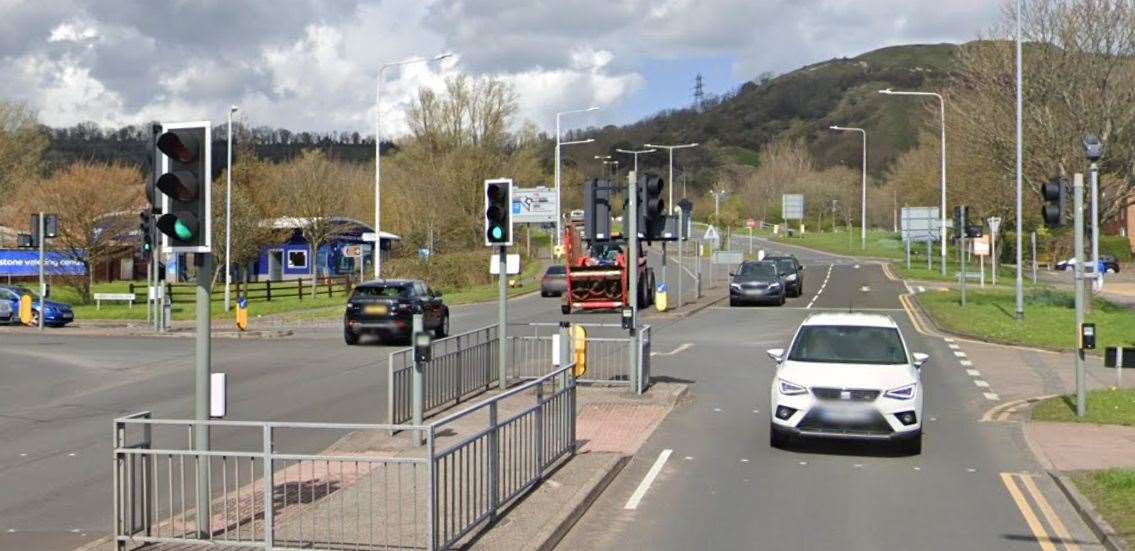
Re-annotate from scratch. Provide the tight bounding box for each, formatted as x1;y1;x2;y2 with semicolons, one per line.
899;432;922;455
30;311;40;327
778;294;786;306
561;303;571;315
730;298;739;307
770;424;788;448
540;291;549;297
435;314;450;338
344;328;359;345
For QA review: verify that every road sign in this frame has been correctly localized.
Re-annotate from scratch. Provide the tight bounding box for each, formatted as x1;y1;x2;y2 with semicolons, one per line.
746;218;757;229
901;207;940;242
703;225;719;242
782;194;804;220
512;187;558;224
972;235;991;256
489;253;521;275
988;217;1002;234
342;245;362;257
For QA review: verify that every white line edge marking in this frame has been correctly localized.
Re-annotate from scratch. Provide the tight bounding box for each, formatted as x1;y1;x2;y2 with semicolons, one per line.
966;369;981;376
974;380;990;388
624;449;674;510
984;392;1000;401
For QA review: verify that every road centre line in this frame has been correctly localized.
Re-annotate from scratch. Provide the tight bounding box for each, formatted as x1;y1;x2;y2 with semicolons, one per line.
624;449;673;510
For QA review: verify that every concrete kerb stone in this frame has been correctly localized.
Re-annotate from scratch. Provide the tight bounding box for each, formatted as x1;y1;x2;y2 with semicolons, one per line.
1050;472;1130;551
522;454;629;551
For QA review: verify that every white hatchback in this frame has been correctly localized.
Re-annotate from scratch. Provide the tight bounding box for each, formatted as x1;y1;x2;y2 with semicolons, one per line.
767;312;928;455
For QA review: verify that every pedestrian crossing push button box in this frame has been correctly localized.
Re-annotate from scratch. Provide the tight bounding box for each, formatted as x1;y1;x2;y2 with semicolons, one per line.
1079;323;1096;350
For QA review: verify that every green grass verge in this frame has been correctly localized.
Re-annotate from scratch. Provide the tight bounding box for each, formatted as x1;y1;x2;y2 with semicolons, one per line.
65;257;546;323
1032;389;1135;426
1071;469;1135;548
772;230;906;260
916;287;1135;351
893;259;1042;288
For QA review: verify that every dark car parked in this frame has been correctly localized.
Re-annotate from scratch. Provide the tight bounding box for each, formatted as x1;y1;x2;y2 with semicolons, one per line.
765;255;804;297
729;261;786;306
541;265;567;297
343;279;449;345
0;286;74;327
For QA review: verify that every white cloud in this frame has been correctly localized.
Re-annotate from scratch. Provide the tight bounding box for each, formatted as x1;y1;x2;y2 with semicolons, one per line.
47;22;98;43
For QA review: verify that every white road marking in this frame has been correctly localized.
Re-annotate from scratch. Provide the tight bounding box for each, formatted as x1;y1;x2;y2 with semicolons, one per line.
799;461;808;466
683;456;693;461
859;286;871;292
974;380;991;388
944;337;955;343
967;468;978;473
966;369;981;377
713;407;722;412
740;458;750;463
947;343;960;350
651;343;693;357
854;264;860;269
806;263;835;310
918;285;926;293
984;392;1001;401
913;466;922;471
624;449;673;510
959;360;973;367
953;351;967;358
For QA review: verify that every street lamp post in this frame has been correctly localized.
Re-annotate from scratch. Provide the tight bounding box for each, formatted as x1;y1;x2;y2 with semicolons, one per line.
828;126;867;250
224;105;238;312
880;89;948;275
1014;0;1025;319
556;107;599;246
375;52;452;280
615;148;657;173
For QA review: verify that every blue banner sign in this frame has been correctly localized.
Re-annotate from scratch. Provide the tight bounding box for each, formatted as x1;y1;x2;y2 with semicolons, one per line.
0;250;86;276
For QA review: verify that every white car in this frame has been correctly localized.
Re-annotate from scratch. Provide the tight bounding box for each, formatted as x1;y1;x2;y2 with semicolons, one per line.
767;312;928;454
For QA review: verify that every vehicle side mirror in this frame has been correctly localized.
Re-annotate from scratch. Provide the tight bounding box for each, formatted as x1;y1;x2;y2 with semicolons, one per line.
912;353;929;368
767;348;785;363
729;272;735;277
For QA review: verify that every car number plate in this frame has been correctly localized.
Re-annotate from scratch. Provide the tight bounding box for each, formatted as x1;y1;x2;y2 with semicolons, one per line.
364;305;388;315
818;405;872;423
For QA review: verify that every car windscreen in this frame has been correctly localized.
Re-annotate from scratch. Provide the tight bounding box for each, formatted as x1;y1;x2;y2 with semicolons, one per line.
546;266;565;275
771;259;796;273
738;263;776;279
351;285;411;299
788;325;908;364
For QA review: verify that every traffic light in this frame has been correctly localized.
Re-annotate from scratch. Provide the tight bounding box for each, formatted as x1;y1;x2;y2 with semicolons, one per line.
584;178;612;241
484;178;513;246
952;205;967;238
139;211;154;259
636;173;665;239
155;122;211;252
1041;177;1065;227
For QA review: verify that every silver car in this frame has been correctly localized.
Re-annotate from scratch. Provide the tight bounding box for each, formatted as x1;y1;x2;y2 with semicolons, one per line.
0;298;12;324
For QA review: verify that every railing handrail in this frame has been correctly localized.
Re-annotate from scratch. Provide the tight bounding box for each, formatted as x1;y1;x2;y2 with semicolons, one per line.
430;364;574;429
114;415;428;432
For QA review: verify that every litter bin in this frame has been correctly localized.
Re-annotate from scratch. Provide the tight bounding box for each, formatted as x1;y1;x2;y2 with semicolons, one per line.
655;283;668;312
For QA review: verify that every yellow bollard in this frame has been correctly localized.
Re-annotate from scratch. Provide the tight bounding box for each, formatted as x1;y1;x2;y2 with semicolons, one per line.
655;283;668;312
570;325;588;378
235;295;248;332
19;295;33;325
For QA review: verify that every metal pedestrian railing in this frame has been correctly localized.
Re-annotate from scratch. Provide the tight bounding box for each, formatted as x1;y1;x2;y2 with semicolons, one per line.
114;415;433;550
507;322;638;385
389;325;499;425
114;367;577;551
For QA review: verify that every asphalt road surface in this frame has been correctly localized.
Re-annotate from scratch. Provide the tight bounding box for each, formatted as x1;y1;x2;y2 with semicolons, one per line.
560;237;1104;550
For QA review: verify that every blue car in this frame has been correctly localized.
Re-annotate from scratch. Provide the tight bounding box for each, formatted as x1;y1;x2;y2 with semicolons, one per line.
0;286;75;327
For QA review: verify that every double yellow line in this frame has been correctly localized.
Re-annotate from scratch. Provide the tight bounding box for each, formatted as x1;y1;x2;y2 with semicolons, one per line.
898;293;937;337
1000;472;1081;550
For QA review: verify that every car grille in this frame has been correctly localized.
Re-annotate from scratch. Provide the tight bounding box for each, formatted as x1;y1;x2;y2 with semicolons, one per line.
796;409;894;436
811;387;880;401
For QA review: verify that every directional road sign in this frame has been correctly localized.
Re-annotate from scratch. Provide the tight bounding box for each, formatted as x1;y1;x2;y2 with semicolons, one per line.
512;187;558;224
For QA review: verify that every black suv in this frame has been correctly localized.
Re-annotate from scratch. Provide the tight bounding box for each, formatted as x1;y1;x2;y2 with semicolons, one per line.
343;279;449;345
764;255;804;297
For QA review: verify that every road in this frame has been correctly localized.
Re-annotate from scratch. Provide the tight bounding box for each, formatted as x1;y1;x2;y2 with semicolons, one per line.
0;238;1105;550
560;236;1103;550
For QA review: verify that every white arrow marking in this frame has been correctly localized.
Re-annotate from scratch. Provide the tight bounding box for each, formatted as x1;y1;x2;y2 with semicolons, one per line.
651;343;693;357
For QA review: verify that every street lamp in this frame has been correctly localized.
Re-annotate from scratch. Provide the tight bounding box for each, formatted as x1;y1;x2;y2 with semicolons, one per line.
615;148;657;173
375;52;452;279
710;189;729;222
879;88;947;275
556;107;599;246
602;159;619;179
644;143;699;215
828;126;867;250
224;105;238;311
1014;0;1024;319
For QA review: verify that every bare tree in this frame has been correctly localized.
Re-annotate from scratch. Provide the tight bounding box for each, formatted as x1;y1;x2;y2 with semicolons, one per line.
273;150;351;296
0;101;48;202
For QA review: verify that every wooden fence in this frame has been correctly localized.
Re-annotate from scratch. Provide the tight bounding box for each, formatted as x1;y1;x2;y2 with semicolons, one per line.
128;276;352;304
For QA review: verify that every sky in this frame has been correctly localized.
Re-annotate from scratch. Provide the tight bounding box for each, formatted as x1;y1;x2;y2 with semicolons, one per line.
0;0;1003;136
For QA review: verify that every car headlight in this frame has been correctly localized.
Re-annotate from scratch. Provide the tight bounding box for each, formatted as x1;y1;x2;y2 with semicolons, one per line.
778;378;807;396
769;282;781;288
786;273;797;282
884;384;917;400
730;283;741;290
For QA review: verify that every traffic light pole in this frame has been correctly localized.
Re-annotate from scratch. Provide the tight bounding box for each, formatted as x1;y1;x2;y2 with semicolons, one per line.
38;212;45;331
626;171;641;393
960;234;967;307
1073;174;1086;417
498;245;508;391
195;252;213;536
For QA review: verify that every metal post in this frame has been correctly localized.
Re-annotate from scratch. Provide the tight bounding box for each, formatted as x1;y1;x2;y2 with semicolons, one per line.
374;68;384;280
1031;232;1037;284
991;227;997;286
224;107;234;312
627;170;640;390
262;425;274;548
861;130;867;250
497;245;507;390
1090;162;1100;289
749;227;753;256
1015;0;1025;318
38;211;44;331
905;237;911;269
939;96;948;276
146;260;153;324
1073;174;1086;417
487;401;499;522
927;239;932;271
677;227;684;309
535;383;545;479
412;313;425;445
960;235;967;307
558;322;571;390
195;253;212;537
554;117;561;248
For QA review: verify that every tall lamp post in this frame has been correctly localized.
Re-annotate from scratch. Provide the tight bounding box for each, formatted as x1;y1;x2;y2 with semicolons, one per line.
1014;0;1025;319
375;52;452;279
594;154;612;176
828;126;867;250
556;107;599;246
615;148;657;173
224;105;238;311
880;88;948;275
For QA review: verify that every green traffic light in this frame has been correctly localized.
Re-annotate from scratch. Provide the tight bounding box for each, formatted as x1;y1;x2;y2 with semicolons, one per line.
174;220;194;240
491;225;503;240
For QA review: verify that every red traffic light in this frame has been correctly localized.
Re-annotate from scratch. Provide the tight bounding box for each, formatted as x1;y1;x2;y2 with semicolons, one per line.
157;131;199;164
